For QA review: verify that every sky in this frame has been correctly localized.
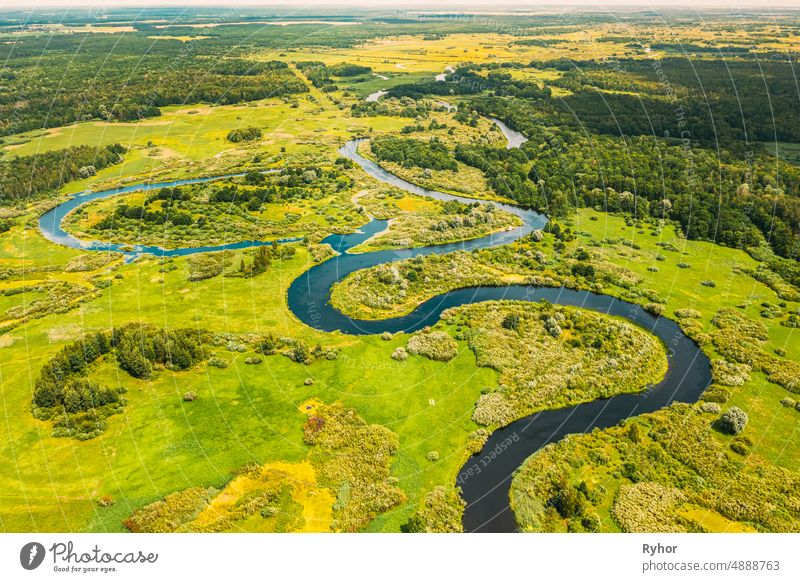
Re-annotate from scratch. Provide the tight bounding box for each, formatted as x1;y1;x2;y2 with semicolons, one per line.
2;1;800;10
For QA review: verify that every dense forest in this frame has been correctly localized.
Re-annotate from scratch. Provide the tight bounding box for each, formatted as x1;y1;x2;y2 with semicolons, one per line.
0;143;125;202
466;95;800;261
545;58;800;145
0;50;306;135
371;136;457;171
386;61;800;262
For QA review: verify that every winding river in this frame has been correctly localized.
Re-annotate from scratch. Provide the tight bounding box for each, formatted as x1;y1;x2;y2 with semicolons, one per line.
38;121;711;533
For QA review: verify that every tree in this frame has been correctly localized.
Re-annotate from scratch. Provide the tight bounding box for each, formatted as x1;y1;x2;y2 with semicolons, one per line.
252;246;272;275
717;406;748;435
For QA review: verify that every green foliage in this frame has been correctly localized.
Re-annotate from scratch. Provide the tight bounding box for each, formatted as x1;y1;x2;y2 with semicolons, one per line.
226;127;262;143
371;136;457;171
187;253;230;282
401;486;465;533
501;313;520;330
612;482;687;533
240;246;273;278
113;323;206;379
303;402;404;531
32;324;206;439
511;405;800;532
0;33;306;137
406;330;458;362
717;406;749;435
711;359;751;387
0;144;124;202
449;301;666;423
72;170;358;248
123;488;212;533
551;477;587;519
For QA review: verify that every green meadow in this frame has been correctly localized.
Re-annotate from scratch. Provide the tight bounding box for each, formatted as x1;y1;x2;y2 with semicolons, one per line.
1;16;800;534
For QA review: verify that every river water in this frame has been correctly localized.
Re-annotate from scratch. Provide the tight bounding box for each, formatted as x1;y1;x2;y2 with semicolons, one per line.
38;119;710;534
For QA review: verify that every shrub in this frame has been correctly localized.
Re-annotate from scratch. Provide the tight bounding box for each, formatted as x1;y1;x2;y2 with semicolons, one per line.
674;308;701;319
258;333;281;355
286;341;311;364
644;302;664;316
208;357;229;369
426;451;439;462
304;377;314;386
381;331;393;341
226;127;262;143
581;513;601;532
730;441;750;456
391;347;408;361
711;359;751;387
401;486;465;533
124;487;211;532
466;429;490;454
700;280;716;287
302;402;403;531
717;406;748;435
183;391;197;402
550;480;585;518
764;358;800;392
612;482;686;532
781;397;796;408
700;402;721;414
712;308;769;341
407;331;458;361
701;385;731;404
226;340;247;353
260;506;278;518
472;392;515;426
97;495;115;508
543;316;562;337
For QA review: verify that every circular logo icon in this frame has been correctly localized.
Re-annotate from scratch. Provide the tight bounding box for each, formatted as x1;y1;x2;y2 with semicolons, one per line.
20;542;46;570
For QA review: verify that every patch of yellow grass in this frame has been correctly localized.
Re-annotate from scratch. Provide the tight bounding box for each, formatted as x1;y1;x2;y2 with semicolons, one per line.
298;398;324;416
395;195;437;213
192;460;334;533
678;505;758;533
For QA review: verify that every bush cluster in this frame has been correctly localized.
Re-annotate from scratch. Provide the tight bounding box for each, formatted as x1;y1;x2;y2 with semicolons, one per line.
406;330;458;362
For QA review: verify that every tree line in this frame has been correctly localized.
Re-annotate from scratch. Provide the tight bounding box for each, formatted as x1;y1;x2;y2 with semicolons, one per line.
0;143;125;203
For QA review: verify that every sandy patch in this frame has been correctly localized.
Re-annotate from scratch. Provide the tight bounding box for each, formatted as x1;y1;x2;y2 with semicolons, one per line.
0;334;18;348
46;324;84;343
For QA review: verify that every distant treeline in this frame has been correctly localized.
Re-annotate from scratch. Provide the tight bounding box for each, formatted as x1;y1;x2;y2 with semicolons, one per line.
296;61;372;92
0;48;307;136
386;65;551;101
467;96;800;261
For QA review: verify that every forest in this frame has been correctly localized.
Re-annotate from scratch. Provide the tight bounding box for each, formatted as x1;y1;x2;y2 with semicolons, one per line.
383;62;800;262
0;48;306;135
0;143;125;202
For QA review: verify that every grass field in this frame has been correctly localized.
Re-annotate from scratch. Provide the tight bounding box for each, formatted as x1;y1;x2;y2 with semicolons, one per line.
0;215;503;531
2;94;414;198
